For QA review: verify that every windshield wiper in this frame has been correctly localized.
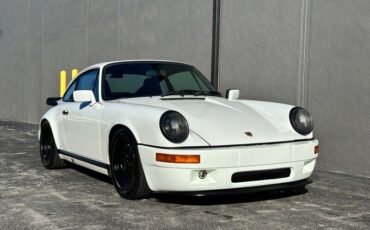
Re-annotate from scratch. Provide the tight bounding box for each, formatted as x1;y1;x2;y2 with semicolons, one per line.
161;90;202;97
161;90;222;97
193;90;222;97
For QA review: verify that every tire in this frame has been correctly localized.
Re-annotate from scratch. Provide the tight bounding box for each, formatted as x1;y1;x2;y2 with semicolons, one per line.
40;121;66;169
110;128;151;199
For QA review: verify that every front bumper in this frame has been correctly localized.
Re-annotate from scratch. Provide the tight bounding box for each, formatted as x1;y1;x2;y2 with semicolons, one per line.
159;178;313;197
139;139;319;192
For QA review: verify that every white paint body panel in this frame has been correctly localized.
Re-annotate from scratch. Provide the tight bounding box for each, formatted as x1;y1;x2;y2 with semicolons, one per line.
61;102;102;160
40;60;318;192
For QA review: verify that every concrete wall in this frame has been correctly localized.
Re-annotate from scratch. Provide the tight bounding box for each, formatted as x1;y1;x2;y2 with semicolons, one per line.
219;0;303;105
308;0;370;176
0;0;369;176
0;0;213;122
219;0;370;176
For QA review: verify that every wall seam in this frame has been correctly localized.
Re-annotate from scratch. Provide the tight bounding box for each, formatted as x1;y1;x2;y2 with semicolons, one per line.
39;0;45;121
305;1;313;109
297;0;312;108
86;0;90;65
211;0;221;90
25;0;30;122
116;0;121;59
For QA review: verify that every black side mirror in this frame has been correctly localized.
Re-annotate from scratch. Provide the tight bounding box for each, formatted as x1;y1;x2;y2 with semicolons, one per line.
46;97;61;106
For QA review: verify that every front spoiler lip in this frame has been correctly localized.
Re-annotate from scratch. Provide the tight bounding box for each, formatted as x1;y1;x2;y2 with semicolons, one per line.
155;178;313;197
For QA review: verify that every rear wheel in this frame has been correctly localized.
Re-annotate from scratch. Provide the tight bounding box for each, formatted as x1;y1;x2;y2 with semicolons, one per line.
40;121;66;169
110;129;151;199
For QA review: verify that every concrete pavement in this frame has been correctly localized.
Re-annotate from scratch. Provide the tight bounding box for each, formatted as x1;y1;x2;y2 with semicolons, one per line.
0;121;369;229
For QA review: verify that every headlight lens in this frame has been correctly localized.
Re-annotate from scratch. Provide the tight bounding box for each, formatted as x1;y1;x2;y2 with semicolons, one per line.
289;107;314;135
160;111;189;143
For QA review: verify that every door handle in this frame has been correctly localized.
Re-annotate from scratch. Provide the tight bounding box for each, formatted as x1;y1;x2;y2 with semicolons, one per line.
62;110;69;115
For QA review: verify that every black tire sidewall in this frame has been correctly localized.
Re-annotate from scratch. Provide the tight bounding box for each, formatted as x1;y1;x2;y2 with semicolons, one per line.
40;122;56;168
110;130;141;198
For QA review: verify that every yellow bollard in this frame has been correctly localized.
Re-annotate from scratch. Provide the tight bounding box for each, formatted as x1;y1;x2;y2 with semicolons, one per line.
60;70;67;97
71;68;78;80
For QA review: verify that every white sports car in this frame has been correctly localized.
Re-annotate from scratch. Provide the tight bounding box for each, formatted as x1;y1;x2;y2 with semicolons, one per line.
39;60;319;199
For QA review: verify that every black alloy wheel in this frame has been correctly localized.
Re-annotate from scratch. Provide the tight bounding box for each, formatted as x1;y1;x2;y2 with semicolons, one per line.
110;129;151;199
40;121;66;169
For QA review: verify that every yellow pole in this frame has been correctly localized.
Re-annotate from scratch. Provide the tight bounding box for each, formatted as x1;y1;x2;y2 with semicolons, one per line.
60;70;67;97
71;68;78;80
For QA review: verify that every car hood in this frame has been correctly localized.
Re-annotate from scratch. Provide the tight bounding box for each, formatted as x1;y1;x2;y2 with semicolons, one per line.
117;96;306;146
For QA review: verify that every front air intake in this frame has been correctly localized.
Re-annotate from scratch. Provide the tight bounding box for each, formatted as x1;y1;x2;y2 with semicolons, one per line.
231;168;291;183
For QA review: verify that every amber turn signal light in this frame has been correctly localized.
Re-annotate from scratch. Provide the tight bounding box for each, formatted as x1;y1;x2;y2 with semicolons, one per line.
156;153;200;164
314;145;320;154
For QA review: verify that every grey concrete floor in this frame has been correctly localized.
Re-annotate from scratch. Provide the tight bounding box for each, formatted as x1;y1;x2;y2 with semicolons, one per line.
0;121;369;230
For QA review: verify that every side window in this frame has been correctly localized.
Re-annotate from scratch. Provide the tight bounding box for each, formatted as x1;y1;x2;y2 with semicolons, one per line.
76;70;99;101
76;70;98;90
93;78;99;101
63;69;99;102
63;82;77;102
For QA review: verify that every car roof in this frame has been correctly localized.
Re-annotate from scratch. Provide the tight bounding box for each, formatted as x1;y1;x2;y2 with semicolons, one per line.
81;59;193;73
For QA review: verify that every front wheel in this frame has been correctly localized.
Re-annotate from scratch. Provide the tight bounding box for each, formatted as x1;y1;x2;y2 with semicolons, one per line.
40;121;66;169
110;129;151;199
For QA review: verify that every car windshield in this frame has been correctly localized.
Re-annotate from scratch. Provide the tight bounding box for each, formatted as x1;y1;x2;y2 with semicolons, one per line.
102;62;221;100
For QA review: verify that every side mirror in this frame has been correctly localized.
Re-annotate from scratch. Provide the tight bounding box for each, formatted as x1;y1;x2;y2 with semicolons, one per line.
73;90;96;104
46;97;61;106
226;89;240;100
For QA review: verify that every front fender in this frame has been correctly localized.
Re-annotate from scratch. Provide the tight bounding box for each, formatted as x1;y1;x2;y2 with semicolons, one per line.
39;105;64;149
100;102;210;156
238;100;314;139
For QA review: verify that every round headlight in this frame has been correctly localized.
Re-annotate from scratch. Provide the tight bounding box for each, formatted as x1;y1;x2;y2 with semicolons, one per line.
160;111;189;143
289;107;314;135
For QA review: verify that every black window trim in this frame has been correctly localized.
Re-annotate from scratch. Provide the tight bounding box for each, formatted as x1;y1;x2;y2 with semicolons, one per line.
62;68;100;102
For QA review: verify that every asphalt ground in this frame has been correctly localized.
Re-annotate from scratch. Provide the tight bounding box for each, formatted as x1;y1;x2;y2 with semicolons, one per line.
0;121;369;230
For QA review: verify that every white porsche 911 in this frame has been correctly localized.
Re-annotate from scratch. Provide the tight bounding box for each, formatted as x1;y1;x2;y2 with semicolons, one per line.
39;60;319;199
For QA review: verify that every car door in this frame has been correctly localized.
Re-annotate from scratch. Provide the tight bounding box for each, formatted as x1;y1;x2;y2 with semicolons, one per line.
61;69;103;161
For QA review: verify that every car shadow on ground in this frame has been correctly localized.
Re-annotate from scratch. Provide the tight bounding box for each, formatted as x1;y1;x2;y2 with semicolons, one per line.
68;164;307;205
69;164;113;185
